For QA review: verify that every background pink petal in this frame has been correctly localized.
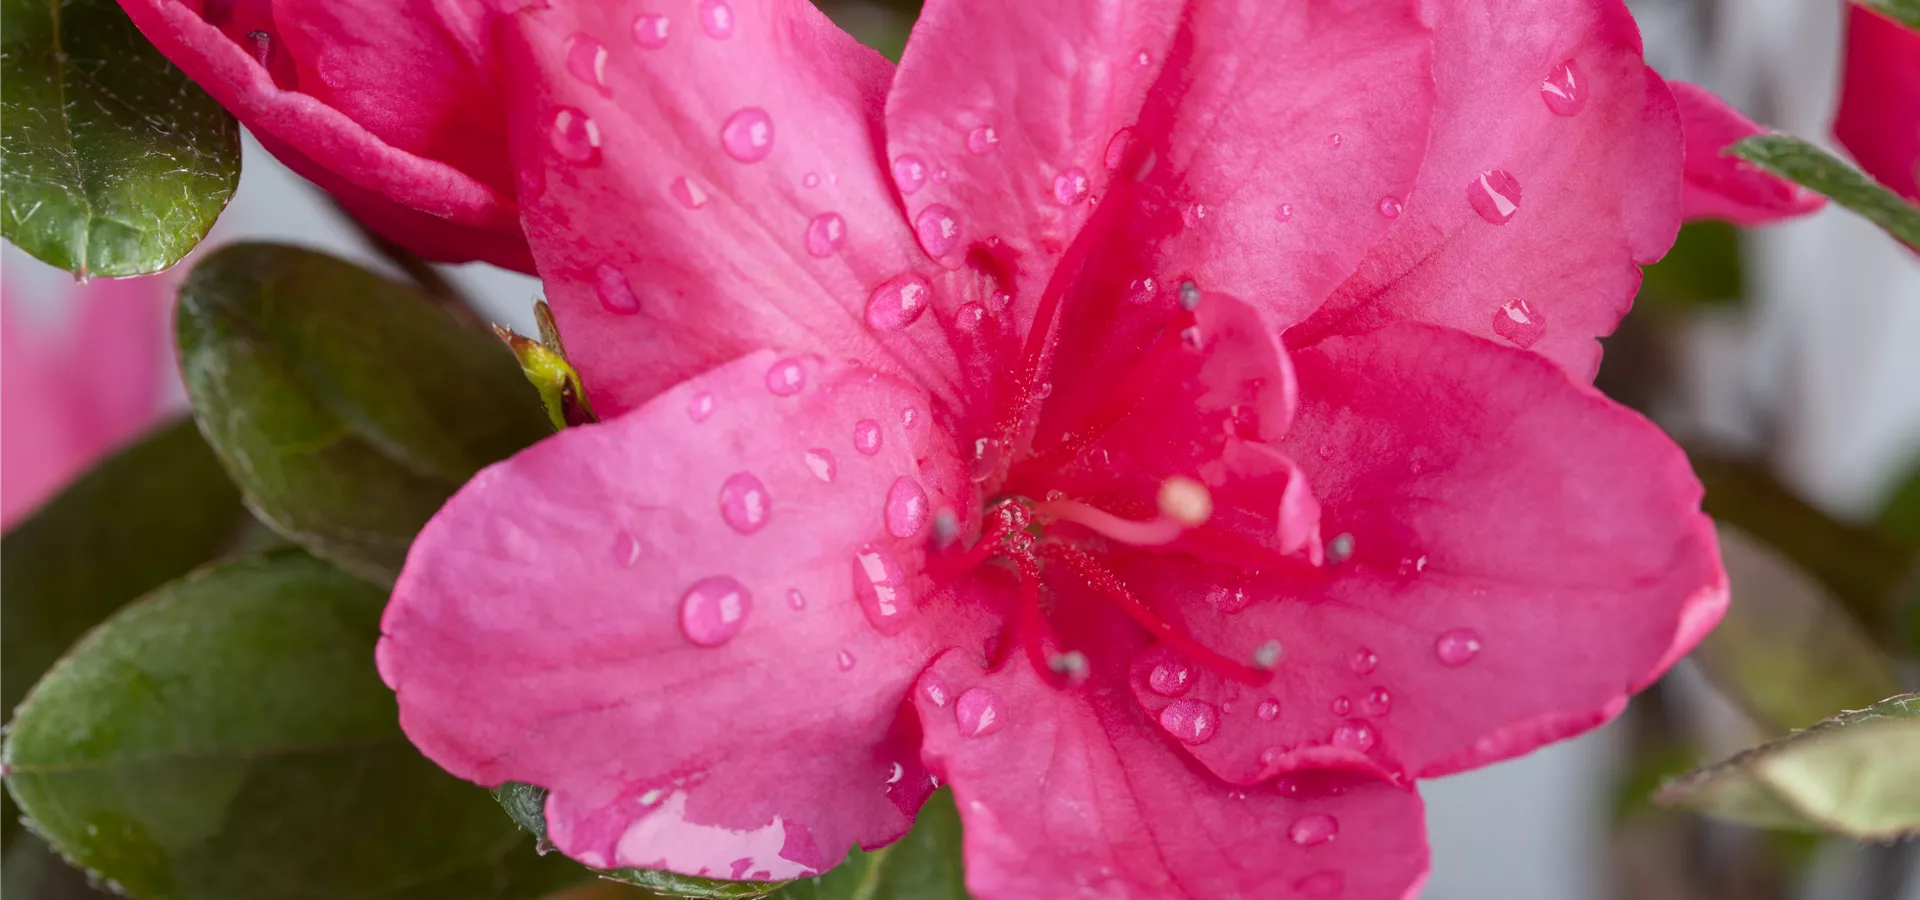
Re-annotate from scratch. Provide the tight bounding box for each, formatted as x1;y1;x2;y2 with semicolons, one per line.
1290;0;1682;382
1835;2;1920;202
1670;81;1827;225
379;351;988;877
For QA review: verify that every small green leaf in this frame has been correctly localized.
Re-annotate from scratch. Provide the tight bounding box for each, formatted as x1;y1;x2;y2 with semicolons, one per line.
1730;134;1920;248
1657;693;1920;839
495;320;597;430
2;552;582;900
176;243;550;584
0;0;239;275
1862;0;1920;31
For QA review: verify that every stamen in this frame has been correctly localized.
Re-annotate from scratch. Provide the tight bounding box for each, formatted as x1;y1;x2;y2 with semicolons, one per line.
927;502;1024;580
1019;306;1198;474
1178;524;1327;582
1014;553;1055;679
1156;476;1213;527
1048;650;1090;684
1326;533;1355;564
1042;543;1272;686
1034;498;1184;547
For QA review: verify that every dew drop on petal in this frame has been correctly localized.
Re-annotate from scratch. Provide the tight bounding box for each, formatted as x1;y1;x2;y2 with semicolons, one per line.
1331;720;1377;753
765;357;806;396
1148;659;1194;697
1326;133;1342;149
718;472;772;534
1258;698;1281;721
612;530;640;568
1329;695;1351;716
632;13;670;48
1275;203;1294;223
1541;58;1587;117
802;172;820;188
1348;648;1377;675
969;437;1001;483
1293;871;1346;897
805;212;846;257
564;33;608;93
804;448;837;482
1467;169;1522;225
551;107;601;164
721;107;774;162
1377;195;1403;219
1158;699;1219;746
687;392;715;422
1052;166;1090;205
900;407;920;429
866;272;933;330
853;419;884;455
1435;628;1483;667
837;648;857;671
1289;814;1339;847
965;125;997;155
680;576;751;647
699;0;734;38
955;687;1006;737
884;477;930;538
1365;687;1393;716
913;204;961;257
1492;298;1546;348
594;263;639;315
922;676;951;708
787;589;806;610
670;175;709;210
852;545;913;632
1105;127;1133;171
892;154;928;195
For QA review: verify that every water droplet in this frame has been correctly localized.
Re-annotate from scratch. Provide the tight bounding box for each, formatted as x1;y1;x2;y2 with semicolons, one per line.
1434;628;1482;667
1540;58;1587;117
969;437;1001;483
1377;195;1403;219
1289;814;1339;847
594;263;639;314
885;477;930;538
1365;686;1392;716
922;676;951;708
1293;870;1346;897
900;407;920;429
837;648;857;671
1326;133;1342;149
965;125;997;155
564;33;608;93
680;576;752;647
1329;695;1351;716
718;472;772;534
892;155;928;195
1331;720;1377;752
802;172;820;188
1348;648;1377;675
1052;167;1090;205
550;107;601;164
1258;698;1281;721
612;530;640;567
1105;128;1133;170
1125;276;1157;304
1134;49;1152;68
688;392;716;422
670;176;709;209
1275;202;1294;223
787;588;806;610
913;204;961;257
1158;699;1219;746
955;687;1006;737
1492;298;1546;348
804;448;836;482
1467;169;1522;225
632;13;670;48
852;545;913;632
866;273;932;330
805;212;846;257
1148;659;1194;697
765;357;806;396
721;107;774;163
853;419;884;455
699;0;734;38
1396;554;1428;577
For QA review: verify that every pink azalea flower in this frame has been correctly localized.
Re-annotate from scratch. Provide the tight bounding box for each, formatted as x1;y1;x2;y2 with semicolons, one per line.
1670;81;1827;226
1;274;174;529
1835;2;1920;203
374;1;1728;896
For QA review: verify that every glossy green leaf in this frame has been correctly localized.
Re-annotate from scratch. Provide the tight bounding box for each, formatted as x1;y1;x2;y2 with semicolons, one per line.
0;0;239;275
1730;134;1920;248
2;552;582;900
1657;693;1920;839
176;244;550;584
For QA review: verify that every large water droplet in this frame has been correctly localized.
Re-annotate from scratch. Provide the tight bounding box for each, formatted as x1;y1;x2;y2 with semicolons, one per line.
969;438;1001;483
718;472;772;534
955;687;1006;737
680;576;752;647
612;530;640;568
965;125;997;155
632;13;670;48
1377;195;1402;219
688;392;716;422
763;357;806;396
866;273;932;330
1467;169;1522;225
564;33;609;93
1289;814;1339;847
1540;59;1587;117
594;263;639;315
1258;698;1281;721
550;107;601;164
1158;699;1219;745
1052;167;1090;205
1348;648;1377;675
853;419;884;456
1293;871;1346;897
1331;720;1377;752
852;545;913;633
1492;298;1546;348
804;448;836;483
892;155;928;195
670;176;709;209
885;477;930;538
805;212;846;258
1329;695;1352;716
1148;659;1194;697
699;0;734;38
721;107;774;163
1364;686;1393;716
1434;628;1482;666
913;204;960;257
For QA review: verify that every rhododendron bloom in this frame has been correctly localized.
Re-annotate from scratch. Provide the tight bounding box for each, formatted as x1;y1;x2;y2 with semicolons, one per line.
375;1;1728;896
1836;2;1920;203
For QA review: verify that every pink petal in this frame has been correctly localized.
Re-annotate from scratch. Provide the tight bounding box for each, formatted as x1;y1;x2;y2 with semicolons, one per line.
1671;81;1827;225
913;600;1430;900
1292;0;1683;382
116;0;528;269
379;352;987;876
1836;2;1920;203
496;2;987;420
1130;324;1726;784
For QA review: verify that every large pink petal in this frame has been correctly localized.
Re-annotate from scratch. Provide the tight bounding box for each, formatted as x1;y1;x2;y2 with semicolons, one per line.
379;351;992;877
1127;324;1725;784
1290;0;1682;382
116;0;527;268
1836;3;1920;203
1671;81;1826;225
913;599;1429;900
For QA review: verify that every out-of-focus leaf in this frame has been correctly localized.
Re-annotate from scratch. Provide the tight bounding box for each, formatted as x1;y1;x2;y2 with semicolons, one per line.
1863;0;1920;30
2;833;120;899
1877;456;1920;548
1694;525;1901;732
815;0;913;61
2;552;582;900
1657;693;1920;839
0;0;239;275
176;243;549;584
1731;134;1920;247
1638;221;1745;309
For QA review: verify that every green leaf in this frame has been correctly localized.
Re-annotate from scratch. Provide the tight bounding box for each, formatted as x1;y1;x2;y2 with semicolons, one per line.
0;0;239;276
3;833;120;899
1862;0;1920;31
1730;134;1920;248
176;243;551;584
2;552;583;900
1638;221;1745;310
1657;693;1920;839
